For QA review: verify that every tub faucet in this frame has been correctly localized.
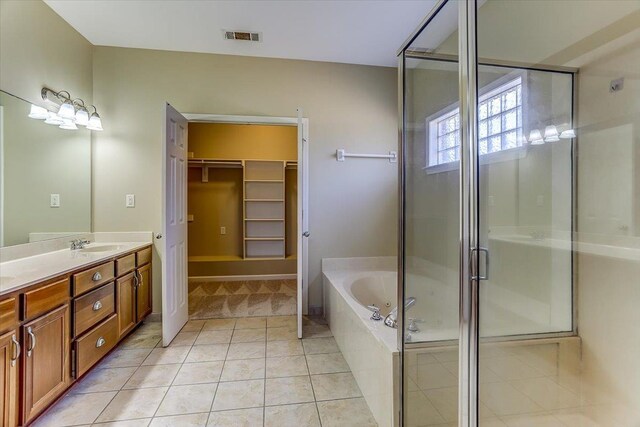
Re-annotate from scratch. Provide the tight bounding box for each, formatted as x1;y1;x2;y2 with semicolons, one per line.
384;297;416;329
366;305;383;321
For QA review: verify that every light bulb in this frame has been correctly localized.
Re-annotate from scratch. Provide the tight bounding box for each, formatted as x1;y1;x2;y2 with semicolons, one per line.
75;108;89;126
87;112;103;131
560;129;576;139
59;118;78;130
57;100;76;119
44;112;64;125
28;104;49;119
528;129;542;142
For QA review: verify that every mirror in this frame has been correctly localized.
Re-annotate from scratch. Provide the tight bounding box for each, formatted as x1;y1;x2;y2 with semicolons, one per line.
0;90;91;247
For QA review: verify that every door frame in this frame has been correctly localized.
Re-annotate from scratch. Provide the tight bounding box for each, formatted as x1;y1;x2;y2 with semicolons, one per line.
181;112;310;316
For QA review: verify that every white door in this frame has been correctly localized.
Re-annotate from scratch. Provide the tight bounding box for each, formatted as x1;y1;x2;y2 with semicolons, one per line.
162;103;189;346
297;109;310;338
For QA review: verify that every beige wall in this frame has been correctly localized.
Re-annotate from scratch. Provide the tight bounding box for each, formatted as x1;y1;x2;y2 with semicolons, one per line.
91;47;398;312
0;0;92;106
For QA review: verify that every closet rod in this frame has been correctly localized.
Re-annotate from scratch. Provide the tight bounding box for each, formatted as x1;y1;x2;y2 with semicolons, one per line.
335;149;397;163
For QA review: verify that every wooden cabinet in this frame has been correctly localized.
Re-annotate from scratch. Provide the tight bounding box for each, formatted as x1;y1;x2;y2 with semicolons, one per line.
22;304;71;424
0;330;19;427
117;272;137;339
136;263;152;322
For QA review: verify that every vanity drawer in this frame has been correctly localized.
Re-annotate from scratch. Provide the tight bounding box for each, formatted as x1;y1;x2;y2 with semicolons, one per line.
73;261;114;296
74;282;116;336
115;253;136;277
136;247;152;266
75;314;118;377
0;297;18;334
24;279;70;321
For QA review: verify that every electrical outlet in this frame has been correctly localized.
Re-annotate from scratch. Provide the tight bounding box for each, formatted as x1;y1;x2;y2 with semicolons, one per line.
220;226;226;235
50;194;60;208
126;194;135;208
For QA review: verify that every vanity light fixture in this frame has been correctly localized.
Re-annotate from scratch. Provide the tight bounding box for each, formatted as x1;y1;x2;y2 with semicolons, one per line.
543;125;560;143
29;87;104;131
528;129;544;145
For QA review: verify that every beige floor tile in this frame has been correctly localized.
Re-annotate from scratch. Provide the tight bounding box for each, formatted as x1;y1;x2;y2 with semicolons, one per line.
142;346;191;365
221;358;266;381
71;367;136;394
231;328;266;343
203;318;236;330
195;329;233;345
311;373;362;401
510;377;580;410
149;413;209;427
478;419;508;427
483;356;544;381
501;413;565;427
302;337;339;354
316;398;377;427
417;362;458;390
265;376;315;406
92;420;152;426
266;355;309;378
432;350;459;362
302;316;327;326
185;344;229;363
121;333;162;349
265;402;320;427
267;326;298;341
164;331;198;347
266;316;297;329
235;317;266;329
266;339;304;357
123;364;180;389
302;324;333;339
181;320;206;332
174;361;224;385
211;379;265;411
96;387;168;422
207;408;263;426
31;391;116;427
405;390;446;426
155;383;218;416
99;348;153;368
550;408;605;427
137;322;163;335
306;353;350;375
479;382;544;417
417;352;440;364
226;342;266;360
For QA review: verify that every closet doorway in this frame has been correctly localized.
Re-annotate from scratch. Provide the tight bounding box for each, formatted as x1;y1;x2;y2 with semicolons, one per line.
181;112;308;339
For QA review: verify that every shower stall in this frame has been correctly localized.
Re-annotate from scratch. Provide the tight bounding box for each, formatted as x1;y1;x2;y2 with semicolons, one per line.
398;1;640;426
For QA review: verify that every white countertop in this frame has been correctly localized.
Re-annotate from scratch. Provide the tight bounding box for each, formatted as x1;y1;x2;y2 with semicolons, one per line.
0;242;151;296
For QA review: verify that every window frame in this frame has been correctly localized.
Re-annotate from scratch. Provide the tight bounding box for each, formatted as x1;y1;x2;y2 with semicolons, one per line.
425;70;529;174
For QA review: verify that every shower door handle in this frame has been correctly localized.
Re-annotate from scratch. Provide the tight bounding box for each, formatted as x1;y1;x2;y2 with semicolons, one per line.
471;247;489;281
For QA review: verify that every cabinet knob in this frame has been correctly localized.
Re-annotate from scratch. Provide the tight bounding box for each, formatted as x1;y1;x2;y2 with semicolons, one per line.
92;272;102;282
96;337;106;348
92;300;103;311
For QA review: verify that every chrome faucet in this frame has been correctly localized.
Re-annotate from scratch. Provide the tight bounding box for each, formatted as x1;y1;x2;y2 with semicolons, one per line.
70;239;91;250
366;305;383;321
384;297;416;329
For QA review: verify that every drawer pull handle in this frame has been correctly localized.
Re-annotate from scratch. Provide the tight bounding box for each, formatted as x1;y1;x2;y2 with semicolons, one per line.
96;337;106;348
10;334;20;367
92;300;103;311
133;272;139;287
92;272;102;281
26;327;36;357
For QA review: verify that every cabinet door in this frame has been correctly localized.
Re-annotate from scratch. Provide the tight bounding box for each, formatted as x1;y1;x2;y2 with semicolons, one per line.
136;264;152;322
1;330;19;427
22;304;70;424
117;272;136;338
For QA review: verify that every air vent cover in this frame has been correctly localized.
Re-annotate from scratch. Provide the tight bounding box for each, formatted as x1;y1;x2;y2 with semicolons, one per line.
224;31;261;42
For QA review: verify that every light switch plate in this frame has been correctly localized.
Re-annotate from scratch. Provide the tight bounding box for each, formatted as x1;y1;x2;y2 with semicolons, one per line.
220;226;226;235
126;194;135;208
50;194;60;208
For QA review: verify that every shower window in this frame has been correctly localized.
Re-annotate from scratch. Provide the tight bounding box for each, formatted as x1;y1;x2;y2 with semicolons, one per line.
427;75;524;167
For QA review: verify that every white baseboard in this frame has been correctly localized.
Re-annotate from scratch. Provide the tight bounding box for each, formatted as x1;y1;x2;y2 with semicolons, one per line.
189;274;297;282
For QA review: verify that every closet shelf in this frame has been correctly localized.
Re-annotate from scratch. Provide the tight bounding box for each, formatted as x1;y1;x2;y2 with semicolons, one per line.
244;218;284;222
244;199;284;202
244;237;285;241
244;179;284;183
188;159;243;168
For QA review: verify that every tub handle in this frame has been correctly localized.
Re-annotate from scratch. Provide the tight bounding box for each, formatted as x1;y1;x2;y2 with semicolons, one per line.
366;305;383;321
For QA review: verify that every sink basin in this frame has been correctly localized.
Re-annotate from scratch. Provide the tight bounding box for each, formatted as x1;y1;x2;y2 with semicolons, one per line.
79;244;124;253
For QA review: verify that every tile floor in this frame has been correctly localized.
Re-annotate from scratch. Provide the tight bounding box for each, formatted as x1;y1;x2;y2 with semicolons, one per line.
189;280;297;319
33;316;378;427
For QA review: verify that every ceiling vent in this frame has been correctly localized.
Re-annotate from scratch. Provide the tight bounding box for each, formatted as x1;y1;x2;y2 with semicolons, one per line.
223;30;261;42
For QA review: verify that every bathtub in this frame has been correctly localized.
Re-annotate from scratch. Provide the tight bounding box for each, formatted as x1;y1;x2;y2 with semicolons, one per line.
322;257;399;427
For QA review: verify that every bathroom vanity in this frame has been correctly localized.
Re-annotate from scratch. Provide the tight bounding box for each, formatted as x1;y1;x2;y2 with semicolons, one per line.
0;243;153;426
